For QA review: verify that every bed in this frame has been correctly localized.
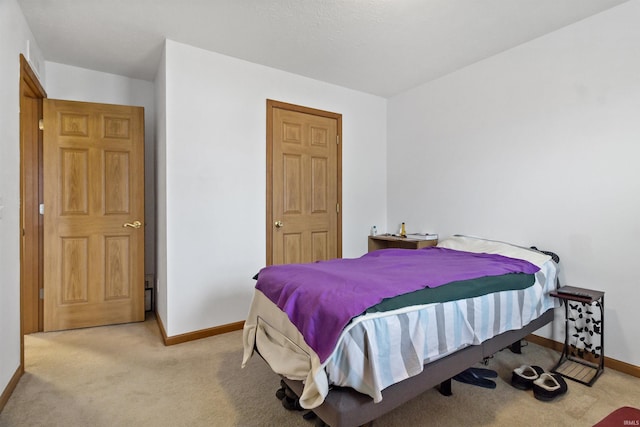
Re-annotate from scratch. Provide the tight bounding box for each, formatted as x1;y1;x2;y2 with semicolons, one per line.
242;235;559;426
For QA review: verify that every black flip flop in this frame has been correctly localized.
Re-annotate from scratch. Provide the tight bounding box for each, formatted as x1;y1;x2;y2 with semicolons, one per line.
453;369;497;389
467;367;498;378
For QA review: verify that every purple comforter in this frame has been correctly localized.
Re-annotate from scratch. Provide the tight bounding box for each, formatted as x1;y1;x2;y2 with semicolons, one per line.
255;247;539;362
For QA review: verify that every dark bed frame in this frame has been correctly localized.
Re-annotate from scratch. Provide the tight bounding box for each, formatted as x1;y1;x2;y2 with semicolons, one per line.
279;308;554;427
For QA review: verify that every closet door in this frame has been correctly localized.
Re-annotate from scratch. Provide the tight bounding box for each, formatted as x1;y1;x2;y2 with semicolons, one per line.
267;100;342;265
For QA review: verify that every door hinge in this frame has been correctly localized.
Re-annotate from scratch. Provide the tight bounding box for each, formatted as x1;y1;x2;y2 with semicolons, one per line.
336;135;340;145
39;288;44;300
38;119;44;130
336;203;340;214
39;203;44;215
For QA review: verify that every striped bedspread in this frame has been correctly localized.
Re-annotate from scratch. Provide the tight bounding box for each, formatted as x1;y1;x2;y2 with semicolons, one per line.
242;236;559;409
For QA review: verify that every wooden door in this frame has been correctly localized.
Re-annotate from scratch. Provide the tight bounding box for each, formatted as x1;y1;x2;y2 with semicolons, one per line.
43;99;145;331
267;100;342;265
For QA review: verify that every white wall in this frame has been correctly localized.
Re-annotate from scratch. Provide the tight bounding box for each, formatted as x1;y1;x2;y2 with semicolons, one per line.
157;40;387;336
45;62;156;277
154;47;168;327
388;2;640;366
0;0;45;398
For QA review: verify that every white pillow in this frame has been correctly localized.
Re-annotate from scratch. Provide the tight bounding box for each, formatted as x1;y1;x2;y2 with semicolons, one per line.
437;235;551;268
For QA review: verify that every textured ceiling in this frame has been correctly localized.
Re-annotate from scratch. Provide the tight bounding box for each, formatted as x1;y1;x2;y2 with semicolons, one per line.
17;0;629;97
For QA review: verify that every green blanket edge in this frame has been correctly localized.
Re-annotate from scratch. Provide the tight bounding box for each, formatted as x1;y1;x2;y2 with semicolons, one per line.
365;273;535;313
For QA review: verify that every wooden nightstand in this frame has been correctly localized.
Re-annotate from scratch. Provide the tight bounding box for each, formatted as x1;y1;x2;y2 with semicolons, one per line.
549;286;605;386
368;234;438;252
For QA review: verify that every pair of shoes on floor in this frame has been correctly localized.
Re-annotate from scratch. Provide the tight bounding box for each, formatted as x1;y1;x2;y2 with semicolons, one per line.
511;365;568;401
453;367;498;389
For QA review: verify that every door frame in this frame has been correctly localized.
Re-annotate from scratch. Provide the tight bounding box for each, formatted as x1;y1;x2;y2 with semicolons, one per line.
19;54;47;368
265;99;342;265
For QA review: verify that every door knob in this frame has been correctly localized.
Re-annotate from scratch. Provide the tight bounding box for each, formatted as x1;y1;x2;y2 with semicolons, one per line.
274;220;283;228
123;220;142;229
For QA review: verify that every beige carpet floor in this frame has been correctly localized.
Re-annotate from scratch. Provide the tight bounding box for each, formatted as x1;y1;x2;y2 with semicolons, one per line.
1;314;639;427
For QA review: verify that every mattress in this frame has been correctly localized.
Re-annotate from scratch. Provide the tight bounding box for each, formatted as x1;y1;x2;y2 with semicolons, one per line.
242;235;559;409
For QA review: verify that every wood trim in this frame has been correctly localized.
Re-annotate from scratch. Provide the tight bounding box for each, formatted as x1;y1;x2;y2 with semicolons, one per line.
0;365;23;413
265;101;274;266
19;54;46;371
527;334;640;378
265;99;343;265
605;356;640;378
155;311;168;342
155;312;244;346
336;111;342;258
267;99;343;120
20;54;46;98
525;333;564;352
